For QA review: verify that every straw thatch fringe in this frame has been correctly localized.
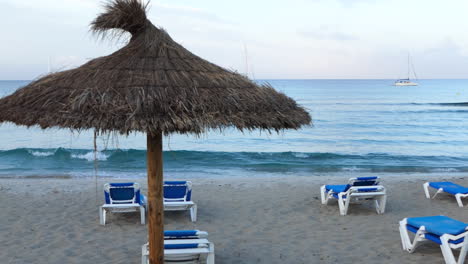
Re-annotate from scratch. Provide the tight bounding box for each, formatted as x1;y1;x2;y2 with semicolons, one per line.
0;0;311;135
91;0;149;39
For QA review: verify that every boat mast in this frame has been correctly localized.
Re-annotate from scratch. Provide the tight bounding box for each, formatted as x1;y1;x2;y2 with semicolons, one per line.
407;53;410;80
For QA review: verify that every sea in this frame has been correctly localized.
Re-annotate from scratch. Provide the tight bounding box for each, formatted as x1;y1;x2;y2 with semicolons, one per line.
1;79;468;179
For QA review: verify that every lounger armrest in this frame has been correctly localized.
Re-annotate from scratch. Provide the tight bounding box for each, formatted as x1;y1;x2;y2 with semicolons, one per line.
164;239;210;245
164;201;195;206
441;229;468;241
349;185;385;191
102;204;141;208
140;194;147;205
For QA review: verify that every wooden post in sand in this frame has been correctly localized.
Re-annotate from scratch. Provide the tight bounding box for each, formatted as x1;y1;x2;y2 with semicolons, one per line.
147;133;164;264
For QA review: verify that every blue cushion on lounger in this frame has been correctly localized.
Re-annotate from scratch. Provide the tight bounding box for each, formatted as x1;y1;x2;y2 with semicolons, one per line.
164;181;192;201
105;183;144;204
358;188;379;192
425;232;465;245
353;177;379;186
407;216;468;236
325;184;350;193
429;182;468;195
165;181;188;185
164;230;198;238
407;224;465;245
356;176;378;181
109;182;135;187
109;187;135;201
165;243;200;249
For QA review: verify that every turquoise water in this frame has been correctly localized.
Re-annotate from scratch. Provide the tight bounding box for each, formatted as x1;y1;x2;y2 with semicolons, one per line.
1;79;468;178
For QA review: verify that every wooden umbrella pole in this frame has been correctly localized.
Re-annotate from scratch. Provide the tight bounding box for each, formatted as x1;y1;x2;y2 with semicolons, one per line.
147;132;164;264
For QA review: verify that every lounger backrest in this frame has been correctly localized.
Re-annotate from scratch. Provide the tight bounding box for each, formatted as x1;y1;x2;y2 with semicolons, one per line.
349;176;379;186
104;182;141;204
164;181;192;201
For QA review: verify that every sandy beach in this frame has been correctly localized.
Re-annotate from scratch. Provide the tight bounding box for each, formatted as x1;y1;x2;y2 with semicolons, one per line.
0;174;466;264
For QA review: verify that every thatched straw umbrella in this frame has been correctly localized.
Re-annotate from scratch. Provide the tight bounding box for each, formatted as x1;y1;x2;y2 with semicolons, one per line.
0;0;311;262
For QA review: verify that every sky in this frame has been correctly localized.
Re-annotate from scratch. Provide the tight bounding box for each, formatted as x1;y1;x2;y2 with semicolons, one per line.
1;0;468;79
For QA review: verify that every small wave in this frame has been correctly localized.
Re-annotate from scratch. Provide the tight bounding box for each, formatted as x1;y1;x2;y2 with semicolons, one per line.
28;150;54;157
293;152;309;158
71;151;109;161
341;166;368;172
438;102;468;106
430;168;459;172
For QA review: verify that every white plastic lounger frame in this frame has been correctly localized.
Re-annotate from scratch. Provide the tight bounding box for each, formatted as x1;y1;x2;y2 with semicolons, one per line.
399;218;468;264
99;183;146;225
320;177;387;216
164;181;197;222
142;232;215;264
423;182;468;207
335;186;386;216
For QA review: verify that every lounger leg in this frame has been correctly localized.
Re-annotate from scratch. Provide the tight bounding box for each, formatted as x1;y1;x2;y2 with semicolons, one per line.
338;194;348;216
142;243;149;264
140;206;145;224
190;204;197;222
344;197;351;216
455;194;464;208
458;233;468;264
320;185;327;205
440;236;458;264
207;242;215;264
377;194;387;214
433;188;444;199
399;220;411;251
423;182;431;199
399;220;428;254
99;206;106;225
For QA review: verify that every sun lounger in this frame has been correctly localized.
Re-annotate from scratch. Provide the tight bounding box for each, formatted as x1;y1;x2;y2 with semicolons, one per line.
320;176;386;215
164;181;197;222
423;182;468;207
399;215;468;264
99;182;146;225
142;230;215;264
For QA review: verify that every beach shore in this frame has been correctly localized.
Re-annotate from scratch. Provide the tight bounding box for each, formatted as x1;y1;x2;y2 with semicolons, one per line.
0;174;466;264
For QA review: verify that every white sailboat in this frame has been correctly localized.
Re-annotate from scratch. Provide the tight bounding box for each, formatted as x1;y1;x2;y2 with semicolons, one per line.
394;54;418;86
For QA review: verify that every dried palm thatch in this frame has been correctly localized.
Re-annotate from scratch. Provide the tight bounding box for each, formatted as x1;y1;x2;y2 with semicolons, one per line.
0;0;311;135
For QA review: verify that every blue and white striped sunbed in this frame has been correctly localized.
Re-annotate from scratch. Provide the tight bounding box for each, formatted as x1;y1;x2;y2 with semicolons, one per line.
142;230;215;264
99;182;146;225
424;182;468;207
164;181;197;222
399;215;468;264
320;177;386;215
